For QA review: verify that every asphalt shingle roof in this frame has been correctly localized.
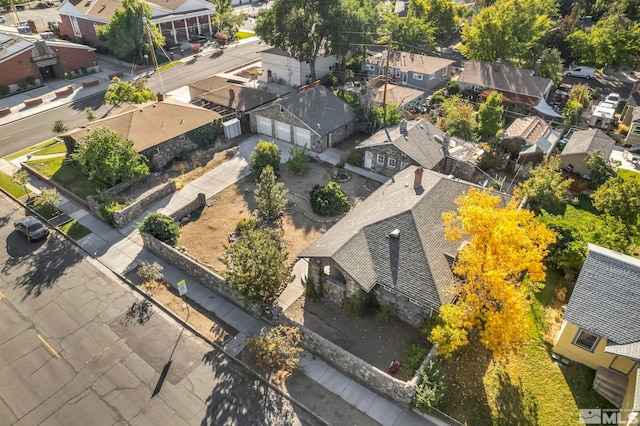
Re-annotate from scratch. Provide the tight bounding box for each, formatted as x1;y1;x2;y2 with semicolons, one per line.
299;166;492;309
561;128;615;158
189;76;277;112
458;60;552;99
564;244;640;351
356;119;445;170
273;86;355;136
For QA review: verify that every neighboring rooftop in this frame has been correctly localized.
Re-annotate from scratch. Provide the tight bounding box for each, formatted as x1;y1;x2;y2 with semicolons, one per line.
564;244;640;360
458;60;552;99
189;76;277;112
561;128;614;158
62;0;215;21
366;51;454;76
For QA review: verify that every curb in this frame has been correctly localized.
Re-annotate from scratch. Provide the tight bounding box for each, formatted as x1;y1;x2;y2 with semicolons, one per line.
0;186;330;426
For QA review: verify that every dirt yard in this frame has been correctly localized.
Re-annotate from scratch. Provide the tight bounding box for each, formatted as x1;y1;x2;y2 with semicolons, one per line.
285;297;429;379
179;160;380;272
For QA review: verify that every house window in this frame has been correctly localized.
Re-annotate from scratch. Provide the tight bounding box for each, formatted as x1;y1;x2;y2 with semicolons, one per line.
387;157;396;168
376;154;385;165
267;69;272;78
633;125;640;135
573;329;599;352
395;70;401;78
382;285;396;294
70;16;81;37
365;64;375;71
413;73;423;81
400;161;409;170
442;67;448;77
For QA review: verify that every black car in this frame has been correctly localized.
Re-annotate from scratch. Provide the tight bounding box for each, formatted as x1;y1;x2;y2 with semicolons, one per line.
15;5;25;10
36;2;50;8
14;216;50;241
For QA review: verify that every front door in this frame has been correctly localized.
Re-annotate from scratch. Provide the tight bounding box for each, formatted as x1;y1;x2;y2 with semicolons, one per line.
364;151;373;168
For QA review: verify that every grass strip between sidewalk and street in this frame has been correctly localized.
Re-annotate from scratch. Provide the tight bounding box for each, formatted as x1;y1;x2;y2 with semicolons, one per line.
3;139;59;161
0;171;29;198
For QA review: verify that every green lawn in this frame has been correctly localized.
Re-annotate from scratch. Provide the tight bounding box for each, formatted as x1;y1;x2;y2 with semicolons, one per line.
4;139;59;161
235;31;254;40
31;203;59;220
32;141;67;156
0;171;29;198
157;61;183;71
617;168;640;182
438;270;613;425
25;156;102;199
58;220;91;240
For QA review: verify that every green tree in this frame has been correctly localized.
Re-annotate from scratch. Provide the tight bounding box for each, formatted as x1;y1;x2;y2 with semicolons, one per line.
186;120;222;148
437;95;477;140
563;99;583;126
250;140;281;176
255;165;289;220
245;325;303;377
310;181;350;216
569;83;591;109
286;144;310;174
461;0;553;62
380;11;435;54
97;0;165;60
138;212;180;246
71;127;149;185
222;227;294;304
413;359;447;412
368;103;402;131
52;120;69;134
211;0;244;36
33;187;61;211
520;156;573;213
104;77;157;107
591;176;640;230
84;107;97;122
525;47;564;86
11;169;30;197
477;91;503;139
587;150;619;189
409;0;455;41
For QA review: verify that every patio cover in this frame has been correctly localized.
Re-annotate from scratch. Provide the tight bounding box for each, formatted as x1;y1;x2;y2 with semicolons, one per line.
534;98;563;119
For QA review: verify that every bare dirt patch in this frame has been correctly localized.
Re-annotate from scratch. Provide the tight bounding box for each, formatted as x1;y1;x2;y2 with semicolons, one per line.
285;297;429;379
179;161;380;272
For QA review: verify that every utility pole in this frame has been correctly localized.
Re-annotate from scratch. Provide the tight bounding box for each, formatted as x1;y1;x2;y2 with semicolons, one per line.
382;33;392;111
9;0;21;28
142;14;159;71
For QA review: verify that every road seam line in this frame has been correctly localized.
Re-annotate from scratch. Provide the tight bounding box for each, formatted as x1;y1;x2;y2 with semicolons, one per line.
37;334;61;358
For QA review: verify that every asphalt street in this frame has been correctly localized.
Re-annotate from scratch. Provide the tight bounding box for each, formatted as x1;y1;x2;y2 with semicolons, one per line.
0;194;322;426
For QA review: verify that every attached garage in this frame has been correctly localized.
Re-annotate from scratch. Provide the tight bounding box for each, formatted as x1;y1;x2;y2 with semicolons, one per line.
294;127;311;147
256;115;273;136
275;121;291;142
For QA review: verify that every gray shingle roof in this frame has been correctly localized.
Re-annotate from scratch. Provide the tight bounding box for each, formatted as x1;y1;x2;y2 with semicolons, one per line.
458;60;552;99
356;119;445;170
274;86;355;136
564;244;640;349
299;166;492;310
561;128;615;158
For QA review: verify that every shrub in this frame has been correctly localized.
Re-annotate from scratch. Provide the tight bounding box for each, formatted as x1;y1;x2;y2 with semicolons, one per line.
52;120;69;134
310;181;350;216
413;359;447;412
250;140;281;176
618;123;629;136
346;149;364;168
342;290;379;317
336;89;361;109
99;198;126;225
138;212;180;246
187;120;222;148
236;216;257;233
286;144;310;174
303;275;325;300
376;305;397;322
403;342;430;376
26;76;36;85
0;85;9;96
430;93;446;105
17;79;28;90
245;325;303;377
445;80;460;95
137;260;164;283
321;73;338;87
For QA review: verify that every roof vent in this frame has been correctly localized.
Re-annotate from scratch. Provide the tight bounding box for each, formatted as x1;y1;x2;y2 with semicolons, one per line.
389;229;400;239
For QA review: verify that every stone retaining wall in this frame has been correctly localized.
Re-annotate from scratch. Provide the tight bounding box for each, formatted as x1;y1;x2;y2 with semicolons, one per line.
111;180;176;228
278;314;418;407
140;231;261;316
169;192;206;221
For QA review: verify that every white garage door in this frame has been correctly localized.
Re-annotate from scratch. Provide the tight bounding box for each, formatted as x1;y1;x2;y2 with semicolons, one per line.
256;115;272;137
275;121;291;143
294;127;311;147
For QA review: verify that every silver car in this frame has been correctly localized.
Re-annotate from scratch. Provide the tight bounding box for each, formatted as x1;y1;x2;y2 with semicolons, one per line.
14;216;50;241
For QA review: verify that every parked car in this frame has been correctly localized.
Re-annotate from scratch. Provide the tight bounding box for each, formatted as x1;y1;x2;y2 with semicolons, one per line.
36;2;50;8
0;16;6;24
564;66;596;79
14;216;50;241
15;4;25;10
605;93;621;107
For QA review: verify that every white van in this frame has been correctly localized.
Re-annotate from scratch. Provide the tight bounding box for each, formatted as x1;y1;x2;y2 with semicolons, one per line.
564;66;596;79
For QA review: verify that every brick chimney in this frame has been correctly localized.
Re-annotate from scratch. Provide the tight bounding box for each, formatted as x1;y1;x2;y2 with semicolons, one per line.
414;167;423;189
229;87;235;100
156;92;164;101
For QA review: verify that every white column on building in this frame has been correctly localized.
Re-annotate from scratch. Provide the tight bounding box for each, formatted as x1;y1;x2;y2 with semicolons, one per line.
171;21;177;43
208;15;212;35
196;16;200;34
184;18;189;40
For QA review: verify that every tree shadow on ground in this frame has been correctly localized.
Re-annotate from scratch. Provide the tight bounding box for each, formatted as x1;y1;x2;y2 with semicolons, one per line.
4;234;82;300
494;372;539;426
199;349;305;426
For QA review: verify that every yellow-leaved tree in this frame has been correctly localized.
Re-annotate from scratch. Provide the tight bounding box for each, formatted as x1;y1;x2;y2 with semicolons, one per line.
430;188;556;358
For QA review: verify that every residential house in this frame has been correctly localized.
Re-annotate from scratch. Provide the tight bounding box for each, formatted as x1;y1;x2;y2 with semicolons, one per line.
299;166;501;327
355;119;446;178
259;47;339;87
559;128;615;178
365;76;426;110
621;81;640;146
503;116;560;165
0;32;97;87
188;75;277;135
363;51;454;92
57;0;216;46
457;60;553;110
249;85;356;152
62;98;222;169
554;244;639;422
